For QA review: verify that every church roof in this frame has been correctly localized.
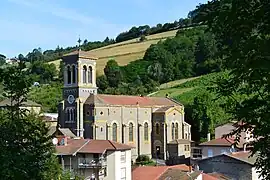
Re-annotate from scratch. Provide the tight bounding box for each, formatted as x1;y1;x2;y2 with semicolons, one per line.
85;94;182;107
63;49;98;60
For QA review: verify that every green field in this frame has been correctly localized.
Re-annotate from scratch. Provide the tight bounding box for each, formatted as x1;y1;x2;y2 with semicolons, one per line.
48;29;178;75
151;71;228;105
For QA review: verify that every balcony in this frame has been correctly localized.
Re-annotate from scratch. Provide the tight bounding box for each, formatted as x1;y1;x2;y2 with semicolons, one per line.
78;157;107;168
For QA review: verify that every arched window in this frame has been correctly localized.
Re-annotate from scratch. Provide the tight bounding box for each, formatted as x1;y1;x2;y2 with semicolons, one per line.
67;66;71;84
69;109;72;122
72;65;76;83
88;66;92;83
72;109;75;122
83;65;87;83
175;123;178;140
172;123;175;140
112;123;117;142
156;123;160;135
144;122;149;141
129;122;133;142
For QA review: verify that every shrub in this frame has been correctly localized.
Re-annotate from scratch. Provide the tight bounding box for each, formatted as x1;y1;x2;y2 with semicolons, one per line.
135;155;151;165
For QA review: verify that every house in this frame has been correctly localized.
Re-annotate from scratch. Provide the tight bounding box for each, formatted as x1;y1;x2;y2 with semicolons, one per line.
57;50;192;161
40;113;58;127
199;137;241;159
198;151;262;180
5;57;20;65
0;98;42;114
55;137;133;180
132;164;218;180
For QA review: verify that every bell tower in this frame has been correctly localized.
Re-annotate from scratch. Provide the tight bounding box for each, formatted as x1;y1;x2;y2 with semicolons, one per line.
58;48;98;137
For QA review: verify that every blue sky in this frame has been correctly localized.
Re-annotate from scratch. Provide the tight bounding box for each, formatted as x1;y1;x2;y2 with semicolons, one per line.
0;0;207;57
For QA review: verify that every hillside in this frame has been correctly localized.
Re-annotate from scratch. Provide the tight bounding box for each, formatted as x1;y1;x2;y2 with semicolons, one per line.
151;71;228;104
48;29;178;75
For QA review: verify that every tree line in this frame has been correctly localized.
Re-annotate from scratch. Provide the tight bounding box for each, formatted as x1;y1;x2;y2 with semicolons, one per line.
97;26;222;95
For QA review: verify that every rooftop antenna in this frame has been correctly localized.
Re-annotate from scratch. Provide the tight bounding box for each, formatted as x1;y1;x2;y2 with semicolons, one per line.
77;35;82;51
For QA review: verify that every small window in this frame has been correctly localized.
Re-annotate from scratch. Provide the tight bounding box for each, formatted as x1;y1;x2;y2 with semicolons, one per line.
173;113;176;115
121;151;126;163
100;127;103;132
121;167;126;180
130;111;132;114
86;111;90;116
208;149;213;157
100;111;104;115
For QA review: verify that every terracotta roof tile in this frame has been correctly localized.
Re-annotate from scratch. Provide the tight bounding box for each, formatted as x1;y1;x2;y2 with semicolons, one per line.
56;138;88;155
132;164;192;180
132;166;168;180
202;173;219;180
199;138;235;147
79;140;132;154
228;151;257;165
86;94;181;107
55;139;132;155
158;169;201;180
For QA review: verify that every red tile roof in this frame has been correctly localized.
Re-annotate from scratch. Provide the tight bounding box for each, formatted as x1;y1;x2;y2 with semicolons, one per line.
56;138;132;155
132;166;168;180
199;137;235;147
90;94;181;106
202;173;219;180
132;164;190;180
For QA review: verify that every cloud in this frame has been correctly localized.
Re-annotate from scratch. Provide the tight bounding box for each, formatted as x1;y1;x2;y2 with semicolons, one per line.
7;0;96;25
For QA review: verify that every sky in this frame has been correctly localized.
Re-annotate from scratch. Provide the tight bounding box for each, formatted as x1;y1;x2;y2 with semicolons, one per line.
0;0;207;57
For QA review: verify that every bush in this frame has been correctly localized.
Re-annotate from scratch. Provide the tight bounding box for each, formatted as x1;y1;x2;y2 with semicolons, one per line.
136;155;151;165
139;35;147;42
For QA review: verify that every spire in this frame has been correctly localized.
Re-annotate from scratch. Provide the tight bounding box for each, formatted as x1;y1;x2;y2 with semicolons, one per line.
77;35;82;51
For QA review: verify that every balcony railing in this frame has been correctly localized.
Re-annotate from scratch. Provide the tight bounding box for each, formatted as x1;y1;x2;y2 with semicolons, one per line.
78;158;107;168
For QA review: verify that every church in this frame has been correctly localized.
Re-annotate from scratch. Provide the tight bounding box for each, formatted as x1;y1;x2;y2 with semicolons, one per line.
57;50;192;161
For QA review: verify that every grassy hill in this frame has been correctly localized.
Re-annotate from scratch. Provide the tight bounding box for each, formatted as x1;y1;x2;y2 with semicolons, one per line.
151;71;228;105
48;29;179;75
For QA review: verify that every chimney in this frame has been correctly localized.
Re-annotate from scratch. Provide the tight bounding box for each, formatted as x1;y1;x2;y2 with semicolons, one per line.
189;165;192;172
244;144;247;152
207;133;211;141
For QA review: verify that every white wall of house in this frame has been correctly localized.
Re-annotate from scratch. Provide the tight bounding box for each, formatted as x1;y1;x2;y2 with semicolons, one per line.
201;146;232;159
195;173;202;180
252;167;263;180
105;149;131;180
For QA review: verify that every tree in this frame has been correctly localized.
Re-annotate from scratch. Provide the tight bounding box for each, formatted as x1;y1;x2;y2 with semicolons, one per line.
97;75;109;93
29;61;57;83
196;0;270;178
104;59;123;87
139;35;147;42
0;54;6;66
0;62;62;179
194;32;220;75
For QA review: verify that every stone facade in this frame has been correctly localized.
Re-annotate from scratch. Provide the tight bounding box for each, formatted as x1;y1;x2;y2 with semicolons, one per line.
58;50;191;161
